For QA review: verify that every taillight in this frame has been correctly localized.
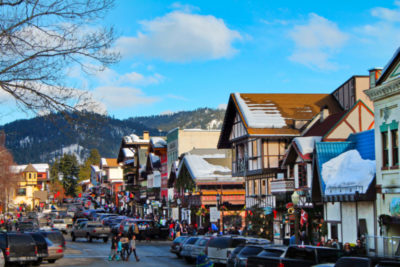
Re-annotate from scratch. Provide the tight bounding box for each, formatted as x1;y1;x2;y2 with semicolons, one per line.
278;263;285;267
35;246;38;255
93;230;96;233
5;247;10;256
63;240;66;246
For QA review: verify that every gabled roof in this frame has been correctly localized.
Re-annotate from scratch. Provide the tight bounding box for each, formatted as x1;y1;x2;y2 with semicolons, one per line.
322;100;374;142
376;47;400;86
177;154;232;180
218;93;342;148
150;137;167;148
24;163;38;173
101;158;119;168
303;111;347;137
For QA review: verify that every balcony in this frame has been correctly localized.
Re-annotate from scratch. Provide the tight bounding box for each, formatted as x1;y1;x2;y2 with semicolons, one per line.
246;195;276;209
270;179;295;194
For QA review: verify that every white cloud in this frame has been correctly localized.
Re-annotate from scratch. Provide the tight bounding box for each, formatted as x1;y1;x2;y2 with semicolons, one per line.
166;94;188;101
354;2;400;53
170;2;200;13
120;72;164;86
115;11;242;62
93;86;159;108
288;13;348;70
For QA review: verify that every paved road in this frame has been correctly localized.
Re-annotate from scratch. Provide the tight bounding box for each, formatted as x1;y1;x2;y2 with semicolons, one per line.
47;235;192;267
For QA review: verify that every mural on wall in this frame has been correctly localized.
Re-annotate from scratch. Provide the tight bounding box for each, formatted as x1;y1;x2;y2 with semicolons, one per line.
390;198;400;216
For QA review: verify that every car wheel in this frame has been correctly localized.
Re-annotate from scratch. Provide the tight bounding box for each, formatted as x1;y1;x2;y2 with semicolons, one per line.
71;233;76;241
103;237;108;243
47;259;56;263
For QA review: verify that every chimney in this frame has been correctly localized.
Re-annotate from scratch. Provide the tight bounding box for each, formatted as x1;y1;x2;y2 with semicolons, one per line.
320;107;330;123
369;67;383;88
143;131;149;140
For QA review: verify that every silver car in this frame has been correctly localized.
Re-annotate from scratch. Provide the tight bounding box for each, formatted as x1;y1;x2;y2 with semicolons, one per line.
190;236;212;260
180;236;200;263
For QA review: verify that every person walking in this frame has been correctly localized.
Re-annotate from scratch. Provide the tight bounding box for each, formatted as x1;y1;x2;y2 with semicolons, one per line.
130;234;140;262
109;234;119;261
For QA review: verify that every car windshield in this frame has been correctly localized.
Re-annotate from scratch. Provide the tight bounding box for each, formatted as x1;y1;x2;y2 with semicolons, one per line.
258;248;285;257
239;246;263;257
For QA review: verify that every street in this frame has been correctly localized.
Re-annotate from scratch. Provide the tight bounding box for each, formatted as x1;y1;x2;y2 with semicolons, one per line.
50;235;191;267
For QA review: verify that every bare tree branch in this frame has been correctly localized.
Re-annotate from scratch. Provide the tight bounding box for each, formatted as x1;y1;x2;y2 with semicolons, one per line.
0;0;120;116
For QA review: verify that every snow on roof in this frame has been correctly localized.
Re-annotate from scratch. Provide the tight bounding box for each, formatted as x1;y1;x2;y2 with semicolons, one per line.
79;179;90;185
91;165;101;172
235;92;286;128
322;150;376;195
123;148;135;158
151;137;167;148
101;158;107;166
294;136;322;155
149;153;160;164
179;154;231;179
124;134;150;144
11;163;49;173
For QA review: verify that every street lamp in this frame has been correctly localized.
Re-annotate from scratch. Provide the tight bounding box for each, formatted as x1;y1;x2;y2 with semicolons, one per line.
291;191;300;244
216;193;222;233
177;198;182;221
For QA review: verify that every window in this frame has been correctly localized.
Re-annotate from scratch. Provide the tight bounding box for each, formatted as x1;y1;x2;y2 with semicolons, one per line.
261;180;266;195
392;129;399;166
254;180;260;195
17;188;26;196
382;132;389;167
298;163;307;187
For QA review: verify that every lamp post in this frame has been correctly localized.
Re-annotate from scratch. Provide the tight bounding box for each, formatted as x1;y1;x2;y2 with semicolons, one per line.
291;191;300;245
216;193;221;233
177;198;182;221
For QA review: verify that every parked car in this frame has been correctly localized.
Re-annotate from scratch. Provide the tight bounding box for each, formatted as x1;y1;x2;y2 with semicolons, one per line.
206;235;247;265
71;221;111;242
43;236;64;263
0;232;38;266
73;218;88;227
52;219;68;234
39;230;66;249
118;218;139;236
246;245;340;267
17;220;39;232
27;232;49;266
170;236;190;258
227;244;246;267
190;236;213;260
235;244;265;267
256;244;287;258
181;236;201;263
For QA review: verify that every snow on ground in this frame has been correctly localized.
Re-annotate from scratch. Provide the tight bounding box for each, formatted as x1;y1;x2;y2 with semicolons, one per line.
294;136;322;155
234;93;286;128
322;149;376;195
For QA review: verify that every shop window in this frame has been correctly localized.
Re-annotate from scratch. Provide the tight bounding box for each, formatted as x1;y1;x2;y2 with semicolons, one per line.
261;180;266;195
331;224;338;239
382;132;389;167
392;129;399;166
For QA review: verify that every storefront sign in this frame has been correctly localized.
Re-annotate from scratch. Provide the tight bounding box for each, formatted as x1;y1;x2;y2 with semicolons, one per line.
210;207;220;222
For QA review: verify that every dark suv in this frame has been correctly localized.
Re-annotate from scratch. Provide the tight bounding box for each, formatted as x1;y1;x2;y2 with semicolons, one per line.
28;232;49;266
0;232;38;265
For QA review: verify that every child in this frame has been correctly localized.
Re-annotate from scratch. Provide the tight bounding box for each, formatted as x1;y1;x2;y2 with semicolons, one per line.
109;234;119;261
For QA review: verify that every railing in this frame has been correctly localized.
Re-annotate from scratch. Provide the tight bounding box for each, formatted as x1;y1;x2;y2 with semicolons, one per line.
366;235;400;258
325;185;364;195
246;195;276;209
270;179;295;194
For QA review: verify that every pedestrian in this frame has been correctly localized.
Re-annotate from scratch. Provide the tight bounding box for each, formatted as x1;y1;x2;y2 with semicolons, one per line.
130;234;140;262
343;242;352;256
108;234;119;261
354;239;366;256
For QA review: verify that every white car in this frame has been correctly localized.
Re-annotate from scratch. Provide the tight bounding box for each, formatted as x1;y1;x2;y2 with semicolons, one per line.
52;219;68;234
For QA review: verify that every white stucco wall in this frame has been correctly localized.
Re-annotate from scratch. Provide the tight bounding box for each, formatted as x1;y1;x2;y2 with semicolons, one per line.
342;202;358;243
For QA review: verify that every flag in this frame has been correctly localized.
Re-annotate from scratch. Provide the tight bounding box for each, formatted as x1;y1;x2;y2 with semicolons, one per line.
300;209;308;227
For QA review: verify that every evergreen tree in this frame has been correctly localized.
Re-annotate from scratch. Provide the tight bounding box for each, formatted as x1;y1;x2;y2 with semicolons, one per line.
79;149;101;181
58;154;80;197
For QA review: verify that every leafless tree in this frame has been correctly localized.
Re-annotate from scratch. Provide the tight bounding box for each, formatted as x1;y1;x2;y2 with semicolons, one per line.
0;132;20;212
0;0;119;116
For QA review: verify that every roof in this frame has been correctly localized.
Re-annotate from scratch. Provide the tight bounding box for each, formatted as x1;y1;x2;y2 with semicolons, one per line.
91;165;101;172
101;158;119;168
314;130;375;197
12;163;49;173
177;154;232;180
377;46;400;86
303;111;347;137
218;93;342;148
24;163;38;173
150;137;167;148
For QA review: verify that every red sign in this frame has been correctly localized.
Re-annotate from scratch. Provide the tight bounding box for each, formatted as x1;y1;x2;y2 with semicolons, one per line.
286;202;294;209
78;193;82;198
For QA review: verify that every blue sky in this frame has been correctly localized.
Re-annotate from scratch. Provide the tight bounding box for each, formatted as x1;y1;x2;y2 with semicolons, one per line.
2;0;400;124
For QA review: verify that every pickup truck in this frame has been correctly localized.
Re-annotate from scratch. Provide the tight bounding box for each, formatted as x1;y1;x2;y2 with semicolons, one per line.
246;245;341;267
52;219;68;234
71;221;110;242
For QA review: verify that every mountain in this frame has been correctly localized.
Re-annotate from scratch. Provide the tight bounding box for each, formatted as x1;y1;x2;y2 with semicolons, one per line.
0;108;225;164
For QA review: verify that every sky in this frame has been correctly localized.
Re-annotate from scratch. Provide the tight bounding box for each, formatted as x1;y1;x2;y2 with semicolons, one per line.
1;0;400;124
